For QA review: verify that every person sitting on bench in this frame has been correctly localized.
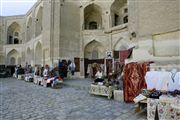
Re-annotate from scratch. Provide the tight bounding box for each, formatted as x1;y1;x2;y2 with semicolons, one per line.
94;68;104;83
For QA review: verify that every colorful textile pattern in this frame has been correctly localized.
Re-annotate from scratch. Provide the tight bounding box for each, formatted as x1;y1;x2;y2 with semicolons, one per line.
123;62;148;102
147;98;159;120
147;98;180;120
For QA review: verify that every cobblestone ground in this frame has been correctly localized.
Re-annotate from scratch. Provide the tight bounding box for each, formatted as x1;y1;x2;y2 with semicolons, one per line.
0;78;146;120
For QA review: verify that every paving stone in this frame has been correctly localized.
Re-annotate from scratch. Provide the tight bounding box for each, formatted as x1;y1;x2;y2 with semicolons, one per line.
0;78;146;120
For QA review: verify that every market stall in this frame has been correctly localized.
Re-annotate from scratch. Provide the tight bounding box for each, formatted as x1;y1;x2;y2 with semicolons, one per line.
133;65;180;120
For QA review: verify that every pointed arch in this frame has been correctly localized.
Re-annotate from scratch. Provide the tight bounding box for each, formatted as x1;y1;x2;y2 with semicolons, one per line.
26;16;33;41
7;22;21;44
84;40;105;59
7;49;20;65
110;0;127;27
35;6;43;37
113;38;129;51
35;42;42;65
84;4;102;30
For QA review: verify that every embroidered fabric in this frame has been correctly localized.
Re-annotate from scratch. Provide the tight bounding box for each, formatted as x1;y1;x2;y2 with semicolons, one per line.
145;71;172;91
147;97;180;120
123;62;148;102
168;72;180;91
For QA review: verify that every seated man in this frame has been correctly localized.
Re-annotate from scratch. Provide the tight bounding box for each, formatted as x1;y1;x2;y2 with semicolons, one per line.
94;68;104;83
48;64;63;88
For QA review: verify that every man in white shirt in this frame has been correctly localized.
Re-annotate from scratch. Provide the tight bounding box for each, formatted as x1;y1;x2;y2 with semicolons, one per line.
94;68;104;83
69;62;76;76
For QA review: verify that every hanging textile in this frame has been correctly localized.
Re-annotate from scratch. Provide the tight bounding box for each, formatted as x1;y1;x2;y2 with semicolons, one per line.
119;47;133;64
123;62;149;102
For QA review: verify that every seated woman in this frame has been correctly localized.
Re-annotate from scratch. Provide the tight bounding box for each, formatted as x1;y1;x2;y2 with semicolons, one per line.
94;68;104;83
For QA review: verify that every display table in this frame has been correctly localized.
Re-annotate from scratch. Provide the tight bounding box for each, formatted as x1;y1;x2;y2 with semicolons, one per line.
147;96;180;120
135;99;147;113
113;90;123;101
18;74;25;80
89;84;114;99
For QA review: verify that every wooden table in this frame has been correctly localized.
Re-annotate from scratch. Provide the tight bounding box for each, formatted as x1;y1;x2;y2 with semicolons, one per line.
134;99;147;113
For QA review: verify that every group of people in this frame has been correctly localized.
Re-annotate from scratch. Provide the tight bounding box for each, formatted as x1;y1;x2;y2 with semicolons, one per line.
15;59;76;81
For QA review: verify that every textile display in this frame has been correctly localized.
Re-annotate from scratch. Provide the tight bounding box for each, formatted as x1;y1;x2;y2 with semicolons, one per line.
119;48;133;64
168;72;180;91
145;71;180;91
147;98;159;120
147;96;180;120
123;62;149;102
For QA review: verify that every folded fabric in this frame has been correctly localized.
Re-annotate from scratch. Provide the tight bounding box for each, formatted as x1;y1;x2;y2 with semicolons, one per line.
98;82;103;85
133;94;147;103
149;91;162;99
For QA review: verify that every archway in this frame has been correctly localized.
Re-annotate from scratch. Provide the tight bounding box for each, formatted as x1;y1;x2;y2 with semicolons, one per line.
7;22;21;44
84;4;102;30
111;0;127;27
7;49;20;65
114;39;129;51
84;40;105;77
113;38;133;65
84;40;104;59
26;17;33;41
35;7;43;37
35;42;42;65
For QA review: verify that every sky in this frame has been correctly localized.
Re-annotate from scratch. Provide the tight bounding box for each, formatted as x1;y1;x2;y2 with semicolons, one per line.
0;0;37;16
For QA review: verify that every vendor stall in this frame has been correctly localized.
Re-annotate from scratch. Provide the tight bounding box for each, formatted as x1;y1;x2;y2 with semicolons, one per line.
147;95;179;120
133;66;180;120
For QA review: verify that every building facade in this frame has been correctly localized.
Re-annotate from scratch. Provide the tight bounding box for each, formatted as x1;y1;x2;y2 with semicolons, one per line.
0;0;179;77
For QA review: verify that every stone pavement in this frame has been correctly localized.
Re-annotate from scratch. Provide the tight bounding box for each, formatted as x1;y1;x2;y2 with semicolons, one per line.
0;77;147;120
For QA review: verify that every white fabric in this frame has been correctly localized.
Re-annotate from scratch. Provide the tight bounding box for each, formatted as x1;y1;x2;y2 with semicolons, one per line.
168;72;180;91
145;71;171;91
43;68;49;77
133;94;147;103
95;71;103;79
145;71;159;89
70;63;76;71
156;71;171;91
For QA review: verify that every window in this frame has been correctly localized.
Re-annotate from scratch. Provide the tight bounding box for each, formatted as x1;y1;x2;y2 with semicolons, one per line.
14;32;19;36
123;16;128;23
114;14;119;26
8;36;13;44
124;8;128;13
14;38;19;44
89;21;98;30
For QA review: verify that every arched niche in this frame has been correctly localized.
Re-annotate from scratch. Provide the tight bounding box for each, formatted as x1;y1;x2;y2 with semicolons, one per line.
114;38;130;51
10;57;16;65
84;4;102;30
7;22;21;44
84;40;105;59
26;17;33;41
7;49;20;65
35;42;42;65
111;0;127;27
35;7;43;37
26;47;32;65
